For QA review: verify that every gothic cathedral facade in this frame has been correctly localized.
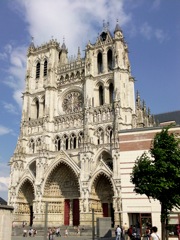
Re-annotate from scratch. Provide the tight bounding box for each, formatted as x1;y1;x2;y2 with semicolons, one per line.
8;22;154;227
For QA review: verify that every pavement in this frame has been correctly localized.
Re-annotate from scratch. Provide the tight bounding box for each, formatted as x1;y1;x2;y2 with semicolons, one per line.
12;236;115;240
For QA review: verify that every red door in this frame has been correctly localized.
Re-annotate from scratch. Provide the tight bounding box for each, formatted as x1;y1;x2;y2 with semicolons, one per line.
64;199;70;225
103;203;108;217
73;199;80;226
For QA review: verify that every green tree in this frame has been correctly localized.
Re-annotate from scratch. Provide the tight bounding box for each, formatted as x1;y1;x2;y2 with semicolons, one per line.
130;126;180;240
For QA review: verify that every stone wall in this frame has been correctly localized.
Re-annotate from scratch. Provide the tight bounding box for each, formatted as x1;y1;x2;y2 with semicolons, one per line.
0;205;14;240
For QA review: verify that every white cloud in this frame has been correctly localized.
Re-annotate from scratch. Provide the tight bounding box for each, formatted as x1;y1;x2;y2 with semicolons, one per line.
0;52;7;60
2;102;19;115
2;0;131;109
140;22;167;43
155;29;166;43
0;125;13;135
2;45;26;108
14;0;131;55
140;22;152;40
151;0;161;10
0;177;9;191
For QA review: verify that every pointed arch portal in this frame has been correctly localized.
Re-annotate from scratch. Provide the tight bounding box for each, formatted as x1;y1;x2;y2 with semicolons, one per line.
90;173;114;227
44;162;80;226
16;179;35;226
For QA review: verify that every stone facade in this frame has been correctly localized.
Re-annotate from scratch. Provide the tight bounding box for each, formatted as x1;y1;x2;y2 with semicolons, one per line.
8;22;155;230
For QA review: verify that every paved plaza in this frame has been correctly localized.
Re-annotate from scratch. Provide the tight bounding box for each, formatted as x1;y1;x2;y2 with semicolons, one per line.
12;236;114;240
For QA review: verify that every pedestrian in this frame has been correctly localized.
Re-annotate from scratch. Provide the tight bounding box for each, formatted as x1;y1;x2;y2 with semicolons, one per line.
65;228;68;237
150;226;160;240
48;228;54;240
127;225;133;239
116;225;122;240
122;223;128;240
23;229;27;237
56;227;61;237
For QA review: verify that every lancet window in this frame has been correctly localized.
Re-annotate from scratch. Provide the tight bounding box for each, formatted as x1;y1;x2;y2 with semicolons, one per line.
44;60;47;76
99;85;104;106
97;52;103;74
107;49;113;70
36;62;40;79
63;134;68;150
55;136;61;151
29;139;35;153
70;133;77;149
35;99;39;119
107;126;113;143
109;83;114;104
36;138;41;147
97;127;104;144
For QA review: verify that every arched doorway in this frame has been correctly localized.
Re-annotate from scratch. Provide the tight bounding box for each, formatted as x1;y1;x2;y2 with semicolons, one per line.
90;173;114;227
43;162;80;226
16;179;35;226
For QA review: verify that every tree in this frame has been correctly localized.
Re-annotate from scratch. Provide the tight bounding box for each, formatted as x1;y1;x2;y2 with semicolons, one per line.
130;126;180;240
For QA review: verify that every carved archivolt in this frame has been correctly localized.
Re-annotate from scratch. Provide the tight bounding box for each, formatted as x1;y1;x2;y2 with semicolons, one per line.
44;163;80;199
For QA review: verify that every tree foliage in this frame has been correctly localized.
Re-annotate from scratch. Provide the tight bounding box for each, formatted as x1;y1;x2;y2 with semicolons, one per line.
130;126;180;239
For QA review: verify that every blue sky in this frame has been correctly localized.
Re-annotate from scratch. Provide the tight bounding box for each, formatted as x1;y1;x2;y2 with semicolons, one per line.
0;0;180;201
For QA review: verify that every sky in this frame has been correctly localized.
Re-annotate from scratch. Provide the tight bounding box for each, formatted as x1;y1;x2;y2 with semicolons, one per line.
0;0;180;201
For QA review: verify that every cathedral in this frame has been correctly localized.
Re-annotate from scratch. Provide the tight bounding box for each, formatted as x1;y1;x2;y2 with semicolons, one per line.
8;22;157;230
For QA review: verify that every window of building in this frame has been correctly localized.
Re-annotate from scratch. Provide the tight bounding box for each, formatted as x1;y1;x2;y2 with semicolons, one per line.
44;60;47;76
109;83;114;103
63;135;68;150
70;133;76;149
97;52;103;74
42;98;45;116
168;213;180;237
55;136;61;151
107;49;113;70
30;139;35;153
36;62;40;79
97;128;104;144
99;85;104;106
35;99;39;119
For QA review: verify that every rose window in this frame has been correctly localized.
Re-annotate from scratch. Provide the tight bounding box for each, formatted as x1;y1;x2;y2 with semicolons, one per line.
62;91;83;113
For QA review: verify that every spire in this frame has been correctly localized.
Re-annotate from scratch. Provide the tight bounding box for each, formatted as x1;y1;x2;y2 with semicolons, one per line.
61;37;67;50
77;47;81;60
136;91;141;108
29;36;35;48
114;19;122;33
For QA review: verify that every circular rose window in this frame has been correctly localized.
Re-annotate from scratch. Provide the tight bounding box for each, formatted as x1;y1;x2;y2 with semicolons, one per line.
62;91;83;113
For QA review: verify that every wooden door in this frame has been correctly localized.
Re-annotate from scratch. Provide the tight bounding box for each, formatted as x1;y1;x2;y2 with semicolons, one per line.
73;199;80;226
102;203;108;217
64;199;70;225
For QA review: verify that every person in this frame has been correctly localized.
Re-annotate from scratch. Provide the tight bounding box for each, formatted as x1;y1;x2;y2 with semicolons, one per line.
127;225;133;239
150;226;160;240
65;228;68;237
48;229;54;240
28;229;32;237
122;223;128;240
33;229;37;236
56;227;61;237
116;225;122;240
146;227;151;240
23;229;27;237
77;226;80;235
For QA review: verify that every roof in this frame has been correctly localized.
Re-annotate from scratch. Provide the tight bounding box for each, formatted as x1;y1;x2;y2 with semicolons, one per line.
0;197;7;205
154;110;180;125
